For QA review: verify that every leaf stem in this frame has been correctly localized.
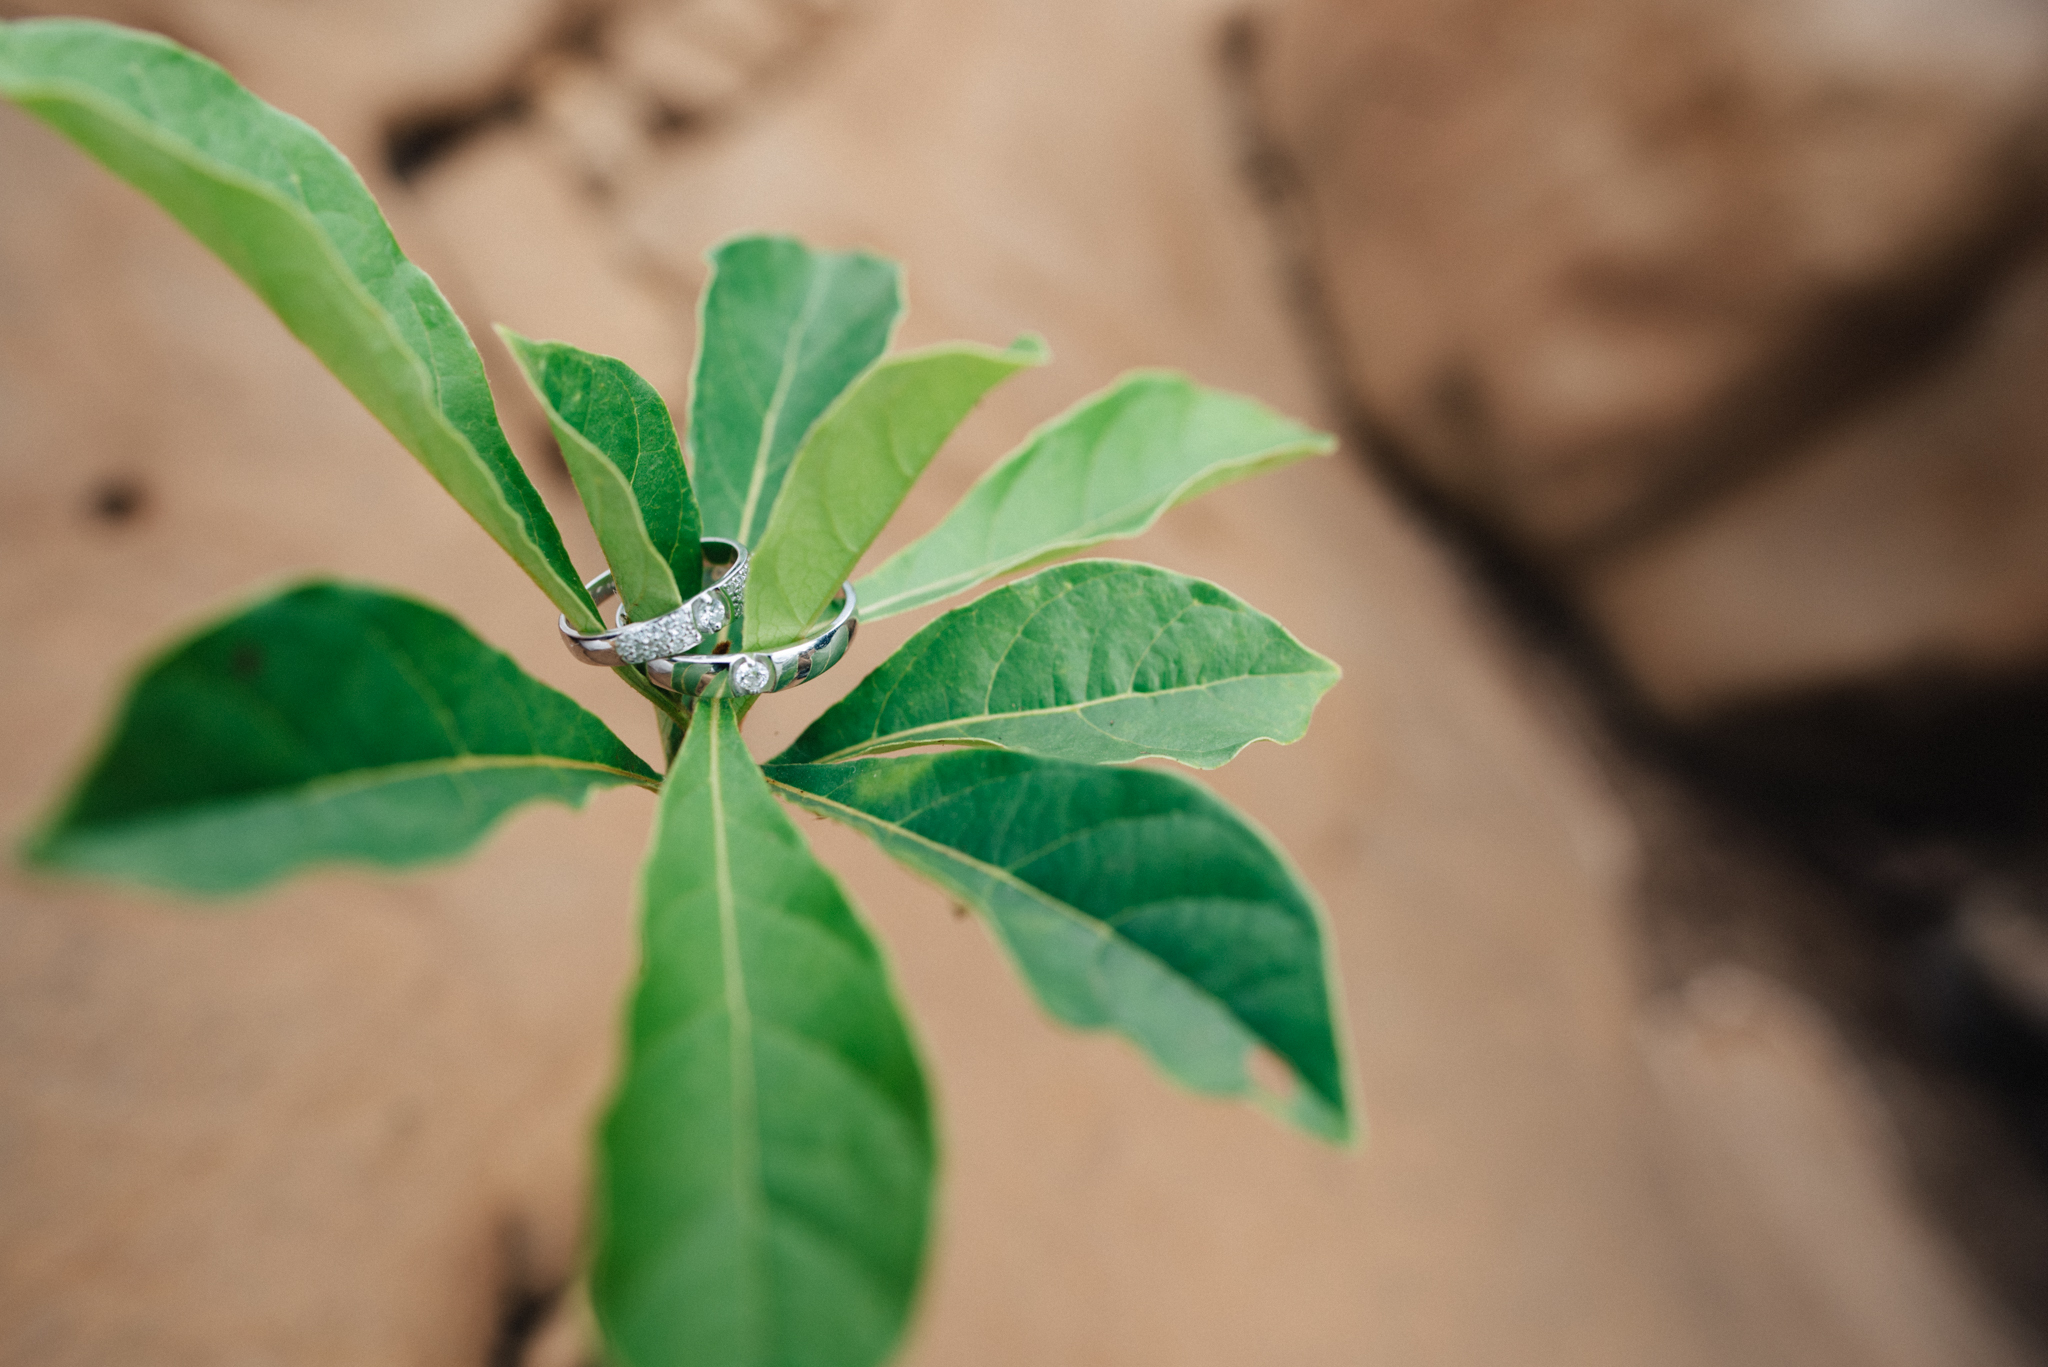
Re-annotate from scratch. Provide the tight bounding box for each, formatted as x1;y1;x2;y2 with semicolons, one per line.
613;664;684;719
607;663;690;770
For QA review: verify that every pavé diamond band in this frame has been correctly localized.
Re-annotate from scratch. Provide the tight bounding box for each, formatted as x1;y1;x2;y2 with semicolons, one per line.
648;583;858;698
558;537;748;667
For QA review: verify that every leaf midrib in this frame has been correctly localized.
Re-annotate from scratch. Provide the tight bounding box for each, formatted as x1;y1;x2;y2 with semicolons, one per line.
635;999;926;1144
805;673;1326;763
767;777;1284;1067
69;753;656;833
707;707;769;1357
809;566;1331;762
859;437;1325;617
557;410;683;612
736;269;830;545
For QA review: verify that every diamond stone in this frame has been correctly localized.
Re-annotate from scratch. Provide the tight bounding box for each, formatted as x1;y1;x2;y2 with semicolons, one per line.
615;612;699;665
693;592;729;635
730;655;773;695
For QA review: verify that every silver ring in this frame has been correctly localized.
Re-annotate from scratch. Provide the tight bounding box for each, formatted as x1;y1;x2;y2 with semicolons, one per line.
559;538;748;666
648;583;858;697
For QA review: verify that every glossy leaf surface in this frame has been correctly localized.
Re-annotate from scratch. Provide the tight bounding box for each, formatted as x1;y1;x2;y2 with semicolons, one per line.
776;561;1338;768
503;329;701;623
855;372;1336;620
691;236;902;547
26;583;658;895
747;336;1047;647
596;701;933;1367
0;20;600;628
768;751;1351;1140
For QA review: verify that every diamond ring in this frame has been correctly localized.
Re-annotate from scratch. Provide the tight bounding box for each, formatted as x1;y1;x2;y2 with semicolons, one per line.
649;582;858;698
559;537;748;667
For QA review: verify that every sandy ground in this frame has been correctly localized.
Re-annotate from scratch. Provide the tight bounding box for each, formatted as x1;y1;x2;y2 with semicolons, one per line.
0;1;2030;1363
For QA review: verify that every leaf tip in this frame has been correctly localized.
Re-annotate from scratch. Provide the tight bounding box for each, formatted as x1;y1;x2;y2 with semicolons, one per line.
494;322;541;366
1256;1057;1357;1147
14;820;64;875
1303;1094;1363;1148
1009;332;1052;365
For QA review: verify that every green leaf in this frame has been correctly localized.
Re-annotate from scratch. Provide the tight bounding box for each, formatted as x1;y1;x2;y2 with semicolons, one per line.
767;751;1352;1141
691;236;903;547
595;700;933;1367
775;561;1339;768
855;372;1338;621
502;329;701;624
0;19;601;629
24;582;658;896
746;336;1048;647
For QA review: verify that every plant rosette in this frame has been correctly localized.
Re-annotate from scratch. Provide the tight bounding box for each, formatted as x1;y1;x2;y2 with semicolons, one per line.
4;18;1357;1367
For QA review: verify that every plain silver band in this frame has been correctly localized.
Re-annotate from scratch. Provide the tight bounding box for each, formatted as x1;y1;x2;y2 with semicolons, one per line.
559;538;747;666
648;583;858;698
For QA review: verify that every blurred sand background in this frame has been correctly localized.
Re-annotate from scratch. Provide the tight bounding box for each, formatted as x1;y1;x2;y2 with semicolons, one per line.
6;1;2048;1363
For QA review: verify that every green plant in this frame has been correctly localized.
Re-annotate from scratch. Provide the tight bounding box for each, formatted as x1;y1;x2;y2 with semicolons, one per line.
3;18;1354;1367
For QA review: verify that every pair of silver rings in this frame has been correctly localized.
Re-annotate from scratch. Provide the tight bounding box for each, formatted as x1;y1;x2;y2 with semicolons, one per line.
557;536;857;698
